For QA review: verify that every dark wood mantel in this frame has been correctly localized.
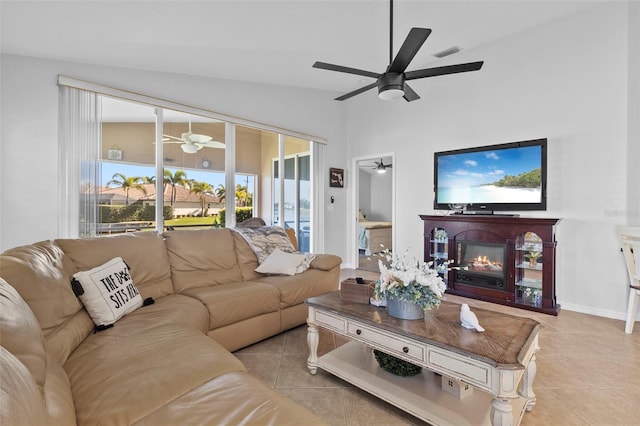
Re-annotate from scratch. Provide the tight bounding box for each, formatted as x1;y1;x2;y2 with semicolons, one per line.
420;214;561;315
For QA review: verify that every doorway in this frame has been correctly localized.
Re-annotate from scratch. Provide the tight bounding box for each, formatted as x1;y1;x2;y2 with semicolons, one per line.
352;153;395;272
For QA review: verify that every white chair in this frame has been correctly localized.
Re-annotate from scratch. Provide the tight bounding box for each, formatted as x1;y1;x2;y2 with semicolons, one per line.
616;224;640;334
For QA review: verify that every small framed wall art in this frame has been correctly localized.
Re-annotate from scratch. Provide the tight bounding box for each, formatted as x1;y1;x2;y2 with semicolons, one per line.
329;168;344;188
107;148;123;160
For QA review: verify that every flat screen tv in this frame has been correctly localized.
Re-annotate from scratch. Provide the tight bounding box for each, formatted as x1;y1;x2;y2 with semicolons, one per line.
434;138;547;213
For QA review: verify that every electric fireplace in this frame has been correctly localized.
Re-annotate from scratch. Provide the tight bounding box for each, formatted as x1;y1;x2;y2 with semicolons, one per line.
455;241;506;290
420;214;561;315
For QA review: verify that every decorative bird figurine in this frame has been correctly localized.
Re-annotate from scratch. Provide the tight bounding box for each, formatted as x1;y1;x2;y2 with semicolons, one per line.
460;304;485;332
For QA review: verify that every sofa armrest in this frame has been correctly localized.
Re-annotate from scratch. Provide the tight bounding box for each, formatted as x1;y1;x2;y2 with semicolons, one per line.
309;254;342;271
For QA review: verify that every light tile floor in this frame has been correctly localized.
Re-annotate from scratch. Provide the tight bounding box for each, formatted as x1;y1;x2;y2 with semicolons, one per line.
234;269;640;426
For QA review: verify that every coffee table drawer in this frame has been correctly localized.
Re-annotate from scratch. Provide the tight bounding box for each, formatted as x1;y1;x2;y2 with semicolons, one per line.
313;310;346;332
427;348;491;387
346;321;424;362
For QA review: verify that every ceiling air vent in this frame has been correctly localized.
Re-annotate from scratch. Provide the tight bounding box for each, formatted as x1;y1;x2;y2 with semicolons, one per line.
433;46;461;58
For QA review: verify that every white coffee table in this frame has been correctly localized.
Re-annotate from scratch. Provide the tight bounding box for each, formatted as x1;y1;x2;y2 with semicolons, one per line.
306;292;541;426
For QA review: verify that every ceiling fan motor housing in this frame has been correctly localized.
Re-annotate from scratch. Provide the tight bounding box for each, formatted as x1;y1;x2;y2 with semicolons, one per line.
378;72;404;98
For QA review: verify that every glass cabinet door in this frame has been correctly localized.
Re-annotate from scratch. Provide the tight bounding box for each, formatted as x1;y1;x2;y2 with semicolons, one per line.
430;228;449;284
515;231;543;306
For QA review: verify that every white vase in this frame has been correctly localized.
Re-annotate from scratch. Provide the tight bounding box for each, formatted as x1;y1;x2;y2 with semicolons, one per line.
386;295;424;320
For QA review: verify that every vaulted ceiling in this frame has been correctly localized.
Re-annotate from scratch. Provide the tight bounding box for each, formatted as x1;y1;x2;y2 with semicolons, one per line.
1;1;602;95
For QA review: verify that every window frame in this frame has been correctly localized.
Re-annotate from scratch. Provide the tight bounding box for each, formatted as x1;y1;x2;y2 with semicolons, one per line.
57;76;326;250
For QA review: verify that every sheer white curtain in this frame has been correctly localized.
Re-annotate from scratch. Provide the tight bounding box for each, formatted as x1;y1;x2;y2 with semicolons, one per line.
58;86;101;238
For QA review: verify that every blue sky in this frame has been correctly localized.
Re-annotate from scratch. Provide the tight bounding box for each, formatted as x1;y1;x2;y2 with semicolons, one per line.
437;146;541;188
101;162;253;191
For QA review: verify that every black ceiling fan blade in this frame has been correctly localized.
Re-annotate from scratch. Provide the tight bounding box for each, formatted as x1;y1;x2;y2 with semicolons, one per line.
405;61;484;80
335;82;378;101
388;28;431;74
402;83;420;102
313;61;380;79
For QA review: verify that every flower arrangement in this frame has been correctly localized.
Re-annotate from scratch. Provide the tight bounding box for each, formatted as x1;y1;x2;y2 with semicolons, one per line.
373;248;447;311
523;251;542;261
524;250;542;267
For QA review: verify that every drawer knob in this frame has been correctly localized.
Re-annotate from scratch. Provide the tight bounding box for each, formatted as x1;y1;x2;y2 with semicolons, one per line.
356;329;362;335
403;347;409;353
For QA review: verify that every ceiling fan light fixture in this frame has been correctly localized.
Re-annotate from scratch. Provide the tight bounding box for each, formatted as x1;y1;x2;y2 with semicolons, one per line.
181;143;199;154
378;72;405;101
377;164;387;173
378;88;404;101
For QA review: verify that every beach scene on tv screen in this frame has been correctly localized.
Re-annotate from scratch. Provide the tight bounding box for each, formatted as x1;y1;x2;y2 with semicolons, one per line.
437;146;542;204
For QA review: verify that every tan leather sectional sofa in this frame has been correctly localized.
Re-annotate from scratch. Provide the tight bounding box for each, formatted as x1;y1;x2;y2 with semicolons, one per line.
0;228;341;425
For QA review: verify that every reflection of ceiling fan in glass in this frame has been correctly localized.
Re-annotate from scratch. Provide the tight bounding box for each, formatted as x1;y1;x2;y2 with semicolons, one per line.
162;117;225;153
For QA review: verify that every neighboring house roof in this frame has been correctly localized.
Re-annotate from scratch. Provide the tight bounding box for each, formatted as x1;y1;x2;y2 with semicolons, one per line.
99;183;220;204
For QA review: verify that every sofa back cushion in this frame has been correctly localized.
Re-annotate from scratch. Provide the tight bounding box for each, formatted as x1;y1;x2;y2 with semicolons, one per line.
163;228;243;293
0;280;78;426
0;241;85;341
0;278;48;390
56;232;174;301
0;346;49;426
232;230;262;281
43;353;77;426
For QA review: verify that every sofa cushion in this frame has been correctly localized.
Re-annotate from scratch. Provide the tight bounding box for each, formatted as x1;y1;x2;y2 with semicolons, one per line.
71;257;143;327
64;323;245;425
0;346;49;426
44;353;77;426
45;310;94;366
55;232;174;301
0;278;47;390
163;228;244;293
123;293;210;335
131;371;324;425
181;281;280;329
0;240;83;339
253;267;341;309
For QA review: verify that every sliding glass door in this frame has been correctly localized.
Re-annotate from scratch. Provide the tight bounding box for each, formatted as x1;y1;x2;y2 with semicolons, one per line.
273;150;311;253
77;95;309;243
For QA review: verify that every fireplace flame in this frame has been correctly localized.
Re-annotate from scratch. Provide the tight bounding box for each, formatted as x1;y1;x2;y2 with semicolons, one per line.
470;255;503;272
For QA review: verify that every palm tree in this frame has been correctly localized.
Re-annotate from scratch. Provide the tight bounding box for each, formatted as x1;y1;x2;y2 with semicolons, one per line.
143;175;156;184
106;173;147;205
235;183;251;207
188;180;214;217
215;184;226;203
163;170;188;208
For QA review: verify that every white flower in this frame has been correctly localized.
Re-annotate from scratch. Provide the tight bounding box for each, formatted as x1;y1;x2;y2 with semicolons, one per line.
373;247;446;311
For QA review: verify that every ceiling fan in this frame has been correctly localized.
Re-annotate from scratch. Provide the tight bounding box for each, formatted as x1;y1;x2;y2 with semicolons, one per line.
162;117;225;154
372;159;392;173
313;0;484;102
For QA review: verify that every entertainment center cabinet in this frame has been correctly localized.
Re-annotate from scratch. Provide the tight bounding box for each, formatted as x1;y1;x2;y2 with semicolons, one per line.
420;215;560;315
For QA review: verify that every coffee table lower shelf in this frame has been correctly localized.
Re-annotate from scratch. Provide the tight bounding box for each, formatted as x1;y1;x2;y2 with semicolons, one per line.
319;341;529;426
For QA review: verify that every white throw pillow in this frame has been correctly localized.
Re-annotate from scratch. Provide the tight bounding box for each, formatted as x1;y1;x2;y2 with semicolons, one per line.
255;249;306;276
71;257;143;327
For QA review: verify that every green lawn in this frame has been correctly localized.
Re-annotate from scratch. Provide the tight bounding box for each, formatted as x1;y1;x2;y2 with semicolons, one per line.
164;217;219;227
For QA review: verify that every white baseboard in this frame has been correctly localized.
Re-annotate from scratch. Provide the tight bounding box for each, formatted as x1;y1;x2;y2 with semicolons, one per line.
558;301;636;322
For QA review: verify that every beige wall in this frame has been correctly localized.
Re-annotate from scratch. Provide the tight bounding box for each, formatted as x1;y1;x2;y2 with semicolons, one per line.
102;122;262;174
